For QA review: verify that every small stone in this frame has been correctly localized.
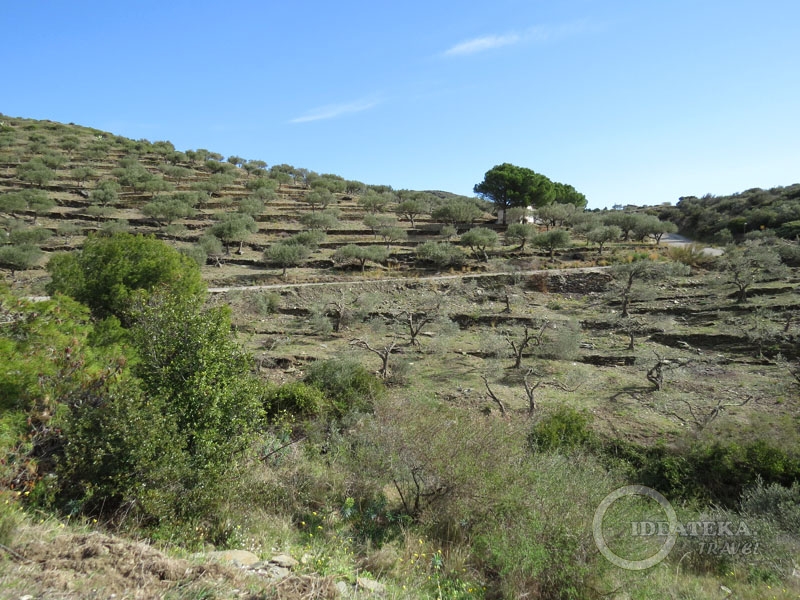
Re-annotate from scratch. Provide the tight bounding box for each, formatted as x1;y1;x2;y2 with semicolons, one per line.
270;553;298;569
335;581;353;598
207;549;260;567
357;576;386;595
267;565;290;580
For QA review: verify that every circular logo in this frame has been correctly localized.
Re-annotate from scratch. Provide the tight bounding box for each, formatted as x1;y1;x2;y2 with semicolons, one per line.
592;485;678;570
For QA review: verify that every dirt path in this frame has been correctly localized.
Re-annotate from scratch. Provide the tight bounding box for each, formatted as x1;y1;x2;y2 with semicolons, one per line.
659;233;724;256
206;266;611;293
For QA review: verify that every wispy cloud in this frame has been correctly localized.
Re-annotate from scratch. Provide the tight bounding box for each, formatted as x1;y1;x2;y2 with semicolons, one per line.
443;33;522;57
290;98;380;124
442;21;592;57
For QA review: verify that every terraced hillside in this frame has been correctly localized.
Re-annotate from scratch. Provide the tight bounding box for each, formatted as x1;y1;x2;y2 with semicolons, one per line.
2;114;799;600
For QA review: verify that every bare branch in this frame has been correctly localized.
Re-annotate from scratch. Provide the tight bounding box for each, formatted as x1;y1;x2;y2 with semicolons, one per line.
481;375;507;416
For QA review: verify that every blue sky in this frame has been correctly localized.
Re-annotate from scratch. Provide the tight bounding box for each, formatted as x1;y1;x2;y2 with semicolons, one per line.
3;1;798;208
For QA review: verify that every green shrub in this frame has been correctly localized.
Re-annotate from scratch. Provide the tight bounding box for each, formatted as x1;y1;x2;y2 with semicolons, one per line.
740;479;800;533
266;382;327;419
415;241;466;269
603;437;800;507
304;358;384;418
46;232;205;323
528;407;596;452
250;291;281;315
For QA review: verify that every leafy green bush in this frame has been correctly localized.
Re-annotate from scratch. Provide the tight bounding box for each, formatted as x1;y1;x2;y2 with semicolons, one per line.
46;232;205;322
604;437;800;507
415;241;466;269
266;382;328;419
528;407;596;452
303;358;384;418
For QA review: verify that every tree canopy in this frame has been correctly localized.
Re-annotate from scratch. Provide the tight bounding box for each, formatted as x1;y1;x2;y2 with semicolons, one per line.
474;163;555;223
46;232;205;321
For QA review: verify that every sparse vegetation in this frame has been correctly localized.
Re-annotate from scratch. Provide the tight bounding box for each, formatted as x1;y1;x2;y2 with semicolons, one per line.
0;114;798;599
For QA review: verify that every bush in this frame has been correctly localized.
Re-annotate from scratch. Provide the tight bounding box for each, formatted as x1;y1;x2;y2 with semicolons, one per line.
528;406;596;452
265;382;328;419
739;479;800;533
46;232;205;322
250;291;281;315
667;243;716;268
605;437;800;507
304;358;384;418
415;241;465;269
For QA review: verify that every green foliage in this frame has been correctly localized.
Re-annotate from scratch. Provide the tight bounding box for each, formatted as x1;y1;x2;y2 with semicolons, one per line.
528;407;596;452
460;227;498;261
286;230;326;249
474;163;556;222
332;244;388;272
300;209;339;231
264;241;310;275
739;479;800;533
0;244;43;275
536;202;577;229
716;240;787;302
604;437;800;507
265;382;328;419
358;190;394;214
395;198;428;227
46;232;205;322
90;180;121;206
586;225;622;254
552;182;588;209
141;196;195;226
532;228;571;261
303;358;384;418
669;186;800;241
416;241;466;269
378;226;407;248
209;213;257;253
602;211;649;241
62;292;263;530
8;227;53;245
505;222;537;250
431;198;482;225
17;159;55;187
363;213;396;237
250;291;281;315
304;189;335;212
129;293;264;462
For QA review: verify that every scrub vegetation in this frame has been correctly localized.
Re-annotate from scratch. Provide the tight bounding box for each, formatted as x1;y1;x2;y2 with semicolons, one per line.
1;114;798;599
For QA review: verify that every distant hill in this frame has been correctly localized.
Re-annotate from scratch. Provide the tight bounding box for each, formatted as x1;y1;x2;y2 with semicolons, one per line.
656;184;800;242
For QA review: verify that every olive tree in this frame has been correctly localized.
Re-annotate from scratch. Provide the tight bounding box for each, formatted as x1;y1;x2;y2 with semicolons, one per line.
460;226;498;261
505;222;538;251
532;229;571;262
717;241;787;303
609;260;690;317
333;244;389;272
264;241;311;276
586;225;622;255
209;213;258;254
395;198;428;228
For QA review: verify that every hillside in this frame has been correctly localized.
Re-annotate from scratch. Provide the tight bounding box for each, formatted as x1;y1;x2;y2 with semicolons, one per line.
1;114;799;599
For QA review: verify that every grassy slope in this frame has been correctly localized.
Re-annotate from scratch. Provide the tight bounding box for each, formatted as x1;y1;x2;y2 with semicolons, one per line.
1;114;799;599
